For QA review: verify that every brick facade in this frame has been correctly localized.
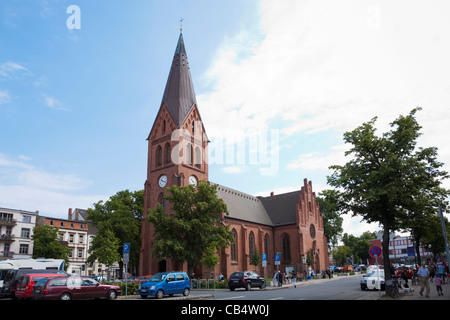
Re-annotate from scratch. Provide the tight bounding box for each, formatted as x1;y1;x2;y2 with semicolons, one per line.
139;32;330;278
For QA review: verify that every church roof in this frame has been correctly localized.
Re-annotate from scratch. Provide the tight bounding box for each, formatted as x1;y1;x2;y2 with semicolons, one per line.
160;32;197;127
214;184;301;227
215;184;273;226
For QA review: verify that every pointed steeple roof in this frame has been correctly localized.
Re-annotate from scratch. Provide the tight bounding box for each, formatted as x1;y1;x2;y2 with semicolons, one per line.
160;32;197;127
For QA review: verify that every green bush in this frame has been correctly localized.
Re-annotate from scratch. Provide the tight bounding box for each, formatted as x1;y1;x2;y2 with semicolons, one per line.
107;281;140;296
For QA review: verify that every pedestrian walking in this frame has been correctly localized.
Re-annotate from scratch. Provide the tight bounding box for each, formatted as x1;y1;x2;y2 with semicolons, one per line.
418;262;431;297
401;266;409;288
435;275;444;296
291;270;296;288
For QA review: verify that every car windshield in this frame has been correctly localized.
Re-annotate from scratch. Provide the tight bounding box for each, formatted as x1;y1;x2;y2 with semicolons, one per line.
230;272;244;279
367;270;384;277
148;273;167;282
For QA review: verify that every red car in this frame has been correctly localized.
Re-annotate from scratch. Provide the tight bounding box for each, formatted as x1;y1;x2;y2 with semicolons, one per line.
16;273;66;299
32;276;121;300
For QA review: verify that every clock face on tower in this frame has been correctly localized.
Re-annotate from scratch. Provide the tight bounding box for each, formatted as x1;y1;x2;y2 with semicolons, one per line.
158;175;167;188
189;175;198;186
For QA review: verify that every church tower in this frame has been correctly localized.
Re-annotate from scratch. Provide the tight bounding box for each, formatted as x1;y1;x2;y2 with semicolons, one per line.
140;31;209;275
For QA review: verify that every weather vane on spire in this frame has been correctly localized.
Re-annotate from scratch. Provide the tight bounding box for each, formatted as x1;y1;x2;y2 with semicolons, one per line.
180;18;184;32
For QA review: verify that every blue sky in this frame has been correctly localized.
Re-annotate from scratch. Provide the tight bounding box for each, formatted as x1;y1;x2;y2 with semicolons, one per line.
1;0;450;237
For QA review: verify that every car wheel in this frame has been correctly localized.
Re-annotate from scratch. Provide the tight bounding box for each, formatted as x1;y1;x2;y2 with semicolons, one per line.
140;295;148;299
156;289;164;299
245;282;251;291
183;288;190;296
59;293;72;300
229;286;235;291
107;290;117;300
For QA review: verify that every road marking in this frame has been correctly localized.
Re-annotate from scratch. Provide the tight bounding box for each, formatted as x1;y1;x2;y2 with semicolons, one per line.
269;297;284;300
218;295;246;300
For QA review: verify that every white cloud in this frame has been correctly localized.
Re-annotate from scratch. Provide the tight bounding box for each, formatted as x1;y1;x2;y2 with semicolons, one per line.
43;95;68;111
0;61;31;79
222;166;244;174
198;0;450;237
0;153;105;218
0;90;10;104
287;145;351;172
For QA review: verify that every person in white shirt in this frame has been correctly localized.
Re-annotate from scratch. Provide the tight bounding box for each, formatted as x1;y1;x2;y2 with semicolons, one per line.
418;262;430;297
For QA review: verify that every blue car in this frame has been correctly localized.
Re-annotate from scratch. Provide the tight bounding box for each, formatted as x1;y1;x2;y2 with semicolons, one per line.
138;272;190;299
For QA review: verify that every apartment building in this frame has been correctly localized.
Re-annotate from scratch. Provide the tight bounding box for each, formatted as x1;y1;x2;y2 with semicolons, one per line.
0;207;39;260
36;214;89;275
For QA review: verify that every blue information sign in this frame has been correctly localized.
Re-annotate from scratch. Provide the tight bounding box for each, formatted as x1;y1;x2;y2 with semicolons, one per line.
123;243;130;254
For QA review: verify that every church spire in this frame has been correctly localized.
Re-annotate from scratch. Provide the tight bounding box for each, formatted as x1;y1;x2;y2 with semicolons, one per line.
160;31;197;127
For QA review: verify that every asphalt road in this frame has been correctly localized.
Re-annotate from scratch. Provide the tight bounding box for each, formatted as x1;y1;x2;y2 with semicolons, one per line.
200;274;381;300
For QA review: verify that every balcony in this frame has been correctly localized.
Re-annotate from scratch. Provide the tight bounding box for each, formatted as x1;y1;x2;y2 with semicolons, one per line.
0;219;17;227
0;234;15;242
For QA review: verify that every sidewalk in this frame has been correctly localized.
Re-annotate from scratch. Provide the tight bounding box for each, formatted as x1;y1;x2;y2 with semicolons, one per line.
384;280;449;300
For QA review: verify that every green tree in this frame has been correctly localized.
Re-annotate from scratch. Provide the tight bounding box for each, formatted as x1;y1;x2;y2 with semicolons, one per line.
146;181;234;275
32;225;70;270
249;245;262;271
87;228;121;280
327;108;449;295
331;245;352;266
317;189;344;248
88;189;143;276
421;214;450;259
342;231;376;264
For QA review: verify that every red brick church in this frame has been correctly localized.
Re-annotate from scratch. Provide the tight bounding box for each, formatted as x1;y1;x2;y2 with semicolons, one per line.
139;31;330;279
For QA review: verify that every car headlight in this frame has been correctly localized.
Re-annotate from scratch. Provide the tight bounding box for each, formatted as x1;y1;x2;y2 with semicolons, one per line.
150;286;156;290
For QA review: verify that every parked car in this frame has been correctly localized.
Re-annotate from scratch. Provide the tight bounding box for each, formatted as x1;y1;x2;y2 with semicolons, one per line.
16;273;66;299
32;276;121;300
228;271;265;291
138;272;190;299
360;269;385;291
135;275;153;283
1;269;68;299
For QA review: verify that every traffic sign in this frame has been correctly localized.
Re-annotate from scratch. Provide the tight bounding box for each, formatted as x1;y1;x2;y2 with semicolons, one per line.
123;243;130;263
274;254;280;265
369;245;382;258
407;246;415;257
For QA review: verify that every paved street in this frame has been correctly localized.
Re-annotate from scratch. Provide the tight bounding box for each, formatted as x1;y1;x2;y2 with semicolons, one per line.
119;273;450;301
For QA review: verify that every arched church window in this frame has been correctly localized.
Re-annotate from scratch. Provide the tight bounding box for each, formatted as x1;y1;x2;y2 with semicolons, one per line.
249;231;255;256
231;229;238;261
164;143;171;165
194;147;201;169
264;234;270;259
156;146;162;167
157;193;165;212
282;234;291;262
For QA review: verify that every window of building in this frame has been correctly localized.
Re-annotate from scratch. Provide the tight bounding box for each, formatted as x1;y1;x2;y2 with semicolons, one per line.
156;146;163;167
22;215;31;223
19;244;29;254
231;229;238;261
21;228;30;238
164;143;171;165
282;234;291;262
249;232;255;257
